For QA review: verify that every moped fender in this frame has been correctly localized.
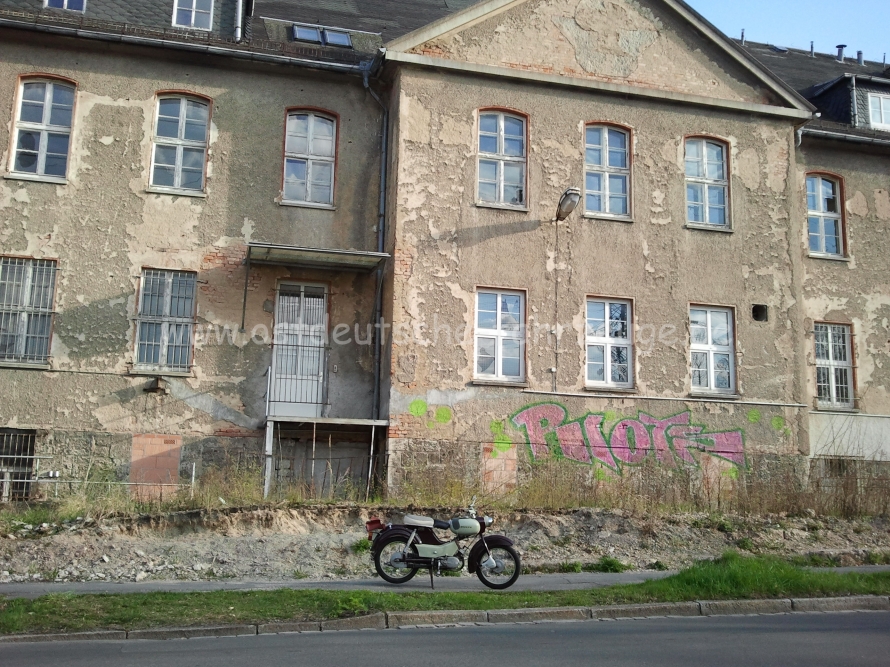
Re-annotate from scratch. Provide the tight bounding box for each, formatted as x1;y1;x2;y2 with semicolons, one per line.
468;535;515;573
370;526;413;554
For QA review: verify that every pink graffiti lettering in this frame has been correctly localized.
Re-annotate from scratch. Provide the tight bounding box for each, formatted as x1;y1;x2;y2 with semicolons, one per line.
639;413;691;466
609;419;652;464
511;403;746;472
583;414;618;469
556;421;591;463
511;404;567;458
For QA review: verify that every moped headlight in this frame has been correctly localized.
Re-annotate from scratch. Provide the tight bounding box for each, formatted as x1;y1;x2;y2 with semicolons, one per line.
484;516;493;527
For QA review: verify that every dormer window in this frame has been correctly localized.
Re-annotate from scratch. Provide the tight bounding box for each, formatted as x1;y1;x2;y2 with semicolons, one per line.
173;0;213;31
45;0;85;11
869;93;890;130
292;24;353;48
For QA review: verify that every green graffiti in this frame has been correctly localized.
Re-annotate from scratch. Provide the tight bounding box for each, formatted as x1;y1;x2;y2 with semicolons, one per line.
722;466;740;480
747;409;762;424
427;421;436;429
604;410;619;423
593;466;610;481
489;419;513;458
435;406;453;424
490;420;505;435
771;416;786;431
408;399;428;418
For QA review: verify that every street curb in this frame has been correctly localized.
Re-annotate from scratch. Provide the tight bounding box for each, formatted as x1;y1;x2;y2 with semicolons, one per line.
1;596;888;643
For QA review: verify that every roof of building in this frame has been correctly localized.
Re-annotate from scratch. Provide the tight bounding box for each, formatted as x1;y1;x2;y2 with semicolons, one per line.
737;41;888;96
251;0;479;43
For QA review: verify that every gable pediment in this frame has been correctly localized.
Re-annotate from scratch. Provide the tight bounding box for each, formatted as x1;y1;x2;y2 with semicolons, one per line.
390;0;805;110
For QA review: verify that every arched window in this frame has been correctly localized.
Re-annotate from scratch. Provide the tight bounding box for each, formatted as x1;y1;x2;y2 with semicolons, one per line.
685;137;729;227
477;110;526;207
11;77;75;180
584;124;631;218
283;111;337;206
806;174;844;257
150;95;210;192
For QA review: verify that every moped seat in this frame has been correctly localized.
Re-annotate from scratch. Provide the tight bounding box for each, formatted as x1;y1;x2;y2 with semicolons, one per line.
404;514;450;530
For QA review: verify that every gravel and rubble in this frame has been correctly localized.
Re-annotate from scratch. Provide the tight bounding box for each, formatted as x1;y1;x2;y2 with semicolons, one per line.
1;505;889;584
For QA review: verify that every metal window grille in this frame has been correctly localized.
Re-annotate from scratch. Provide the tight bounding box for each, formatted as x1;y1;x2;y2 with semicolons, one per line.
815;323;854;408
0;257;57;364
270;286;328;406
0;429;37;502
135;269;196;372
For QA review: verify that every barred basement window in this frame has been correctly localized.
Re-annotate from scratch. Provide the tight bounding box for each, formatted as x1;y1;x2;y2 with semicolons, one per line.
151;96;209;192
135;269;197;373
0;429;37;503
815;323;854;409
0;257;57;365
11;78;75;180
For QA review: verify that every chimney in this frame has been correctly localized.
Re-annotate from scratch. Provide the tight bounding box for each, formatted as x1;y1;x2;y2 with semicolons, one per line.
857;50;864;66
810;41;815;58
741;28;745;46
837;44;847;62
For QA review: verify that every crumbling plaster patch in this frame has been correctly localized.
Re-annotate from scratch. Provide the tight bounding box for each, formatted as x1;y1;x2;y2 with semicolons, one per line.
846;191;869;218
875;189;890;221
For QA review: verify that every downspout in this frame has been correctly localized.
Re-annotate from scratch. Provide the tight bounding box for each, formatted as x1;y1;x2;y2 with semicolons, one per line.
234;0;243;43
363;50;388;422
850;76;858;127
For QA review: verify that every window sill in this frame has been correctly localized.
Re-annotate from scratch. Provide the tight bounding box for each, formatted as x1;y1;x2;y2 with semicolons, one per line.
472;379;529;388
684;223;733;233
808;253;851;262
584;385;637;394
129;368;193;378
146;186;207;198
582;214;634;223
4;172;67;186
475;202;529;213
279;200;336;211
173;25;211;32
814;405;859;414
0;360;51;371
688;392;740;400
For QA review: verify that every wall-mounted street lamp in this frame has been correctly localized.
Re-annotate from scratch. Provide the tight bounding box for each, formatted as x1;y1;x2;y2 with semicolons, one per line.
555;187;581;221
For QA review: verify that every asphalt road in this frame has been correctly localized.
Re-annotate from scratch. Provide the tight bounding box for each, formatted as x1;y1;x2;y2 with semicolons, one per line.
2;565;888;600
2;612;888;666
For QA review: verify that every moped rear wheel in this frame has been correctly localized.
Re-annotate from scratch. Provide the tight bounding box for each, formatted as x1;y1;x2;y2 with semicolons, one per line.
475;545;520;590
373;535;419;584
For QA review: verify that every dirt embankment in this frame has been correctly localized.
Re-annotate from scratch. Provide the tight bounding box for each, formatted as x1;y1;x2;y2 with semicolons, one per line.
2;505;889;584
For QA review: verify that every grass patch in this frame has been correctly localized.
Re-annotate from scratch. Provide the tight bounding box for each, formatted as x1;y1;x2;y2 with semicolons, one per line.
583;556;631;573
351;538;372;555
2;552;889;636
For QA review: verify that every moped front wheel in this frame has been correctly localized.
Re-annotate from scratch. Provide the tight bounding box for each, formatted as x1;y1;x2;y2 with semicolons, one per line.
475;545;521;590
373;535;419;584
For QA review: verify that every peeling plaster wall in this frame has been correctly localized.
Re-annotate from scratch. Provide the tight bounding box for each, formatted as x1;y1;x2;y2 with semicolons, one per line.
384;64;809;478
797;140;890;438
0;32;382;478
408;0;776;105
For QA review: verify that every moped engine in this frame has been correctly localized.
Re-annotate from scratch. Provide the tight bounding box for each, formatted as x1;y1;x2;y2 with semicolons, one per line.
439;556;462;571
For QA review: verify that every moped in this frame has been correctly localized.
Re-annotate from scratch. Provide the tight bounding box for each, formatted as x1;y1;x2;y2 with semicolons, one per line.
365;497;520;589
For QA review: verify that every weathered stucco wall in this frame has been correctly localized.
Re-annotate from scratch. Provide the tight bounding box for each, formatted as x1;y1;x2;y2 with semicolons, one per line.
407;0;777;105
0;31;382;480
384;62;809;483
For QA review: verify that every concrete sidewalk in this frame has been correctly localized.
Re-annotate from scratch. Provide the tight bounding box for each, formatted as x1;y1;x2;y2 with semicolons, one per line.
1;565;887;600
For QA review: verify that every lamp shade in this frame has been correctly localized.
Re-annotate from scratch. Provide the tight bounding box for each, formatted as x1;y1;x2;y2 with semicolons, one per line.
556;187;581;221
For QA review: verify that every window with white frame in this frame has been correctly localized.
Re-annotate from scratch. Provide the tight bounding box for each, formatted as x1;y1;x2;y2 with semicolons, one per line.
283;112;336;206
135;270;197;373
685;138;728;226
807;175;843;256
0;257;57;365
173;0;212;30
475;290;525;381
11;79;75;179
477;111;526;207
45;0;85;11
151;96;209;192
689;306;735;393
584;126;630;217
869;93;890;130
586;299;633;388
814;323;854;409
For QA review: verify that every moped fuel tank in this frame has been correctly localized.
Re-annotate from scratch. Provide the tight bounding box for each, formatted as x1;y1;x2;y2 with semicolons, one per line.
450;517;481;536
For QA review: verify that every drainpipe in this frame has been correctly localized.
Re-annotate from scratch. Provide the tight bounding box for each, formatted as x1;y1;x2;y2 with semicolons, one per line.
363;50;388;421
234;0;243;43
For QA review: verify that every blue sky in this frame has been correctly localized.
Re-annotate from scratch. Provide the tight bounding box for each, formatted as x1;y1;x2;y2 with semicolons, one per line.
685;1;889;65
